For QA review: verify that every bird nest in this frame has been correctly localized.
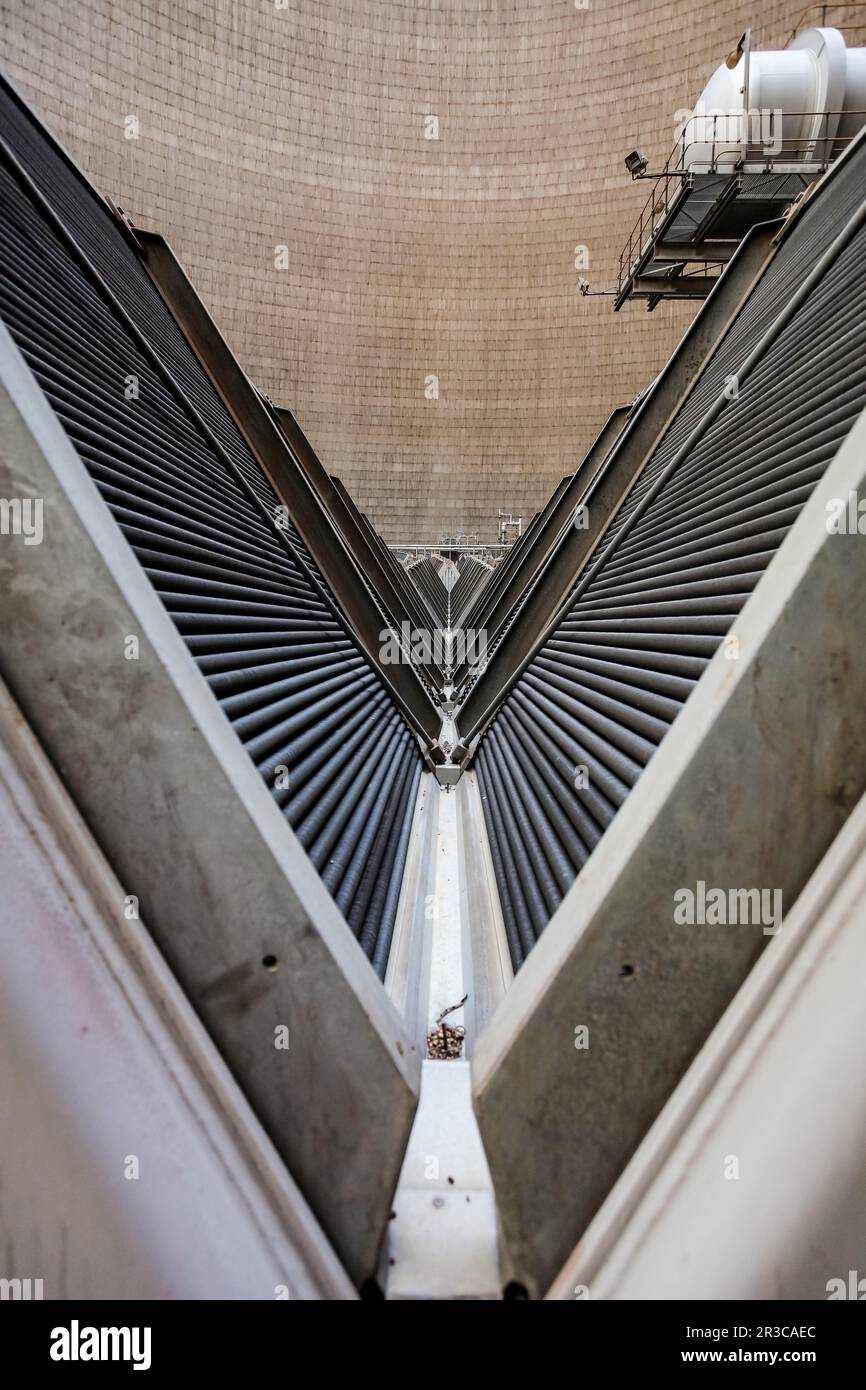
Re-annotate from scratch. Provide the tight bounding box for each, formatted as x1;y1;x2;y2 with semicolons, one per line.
426;995;467;1060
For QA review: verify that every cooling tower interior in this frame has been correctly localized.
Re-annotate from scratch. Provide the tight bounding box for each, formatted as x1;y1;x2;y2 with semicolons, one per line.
2;0;866;1338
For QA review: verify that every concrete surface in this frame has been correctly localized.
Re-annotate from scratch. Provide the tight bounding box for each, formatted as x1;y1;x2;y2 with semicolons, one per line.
0;319;420;1286
473;399;866;1297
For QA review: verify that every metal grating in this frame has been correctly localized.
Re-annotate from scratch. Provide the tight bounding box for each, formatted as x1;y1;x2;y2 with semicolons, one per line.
476;144;866;969
406;555;450;627
0;81;421;975
449;556;495;628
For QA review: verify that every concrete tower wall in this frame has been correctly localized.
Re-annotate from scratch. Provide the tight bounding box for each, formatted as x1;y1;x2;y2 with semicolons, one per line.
1;0;848;540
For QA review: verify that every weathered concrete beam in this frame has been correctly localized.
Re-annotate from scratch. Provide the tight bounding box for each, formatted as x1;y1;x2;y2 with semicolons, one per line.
473;401;866;1298
0;320;420;1286
547;788;866;1300
0;678;354;1300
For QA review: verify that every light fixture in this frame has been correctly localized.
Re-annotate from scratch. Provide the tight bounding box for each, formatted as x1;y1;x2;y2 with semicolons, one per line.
624;149;649;177
725;31;747;69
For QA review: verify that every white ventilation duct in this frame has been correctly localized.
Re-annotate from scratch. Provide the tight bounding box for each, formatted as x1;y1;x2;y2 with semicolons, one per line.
682;27;866;172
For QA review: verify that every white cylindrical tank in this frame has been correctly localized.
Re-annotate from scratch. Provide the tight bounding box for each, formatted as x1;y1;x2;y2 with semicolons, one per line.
682;27;865;171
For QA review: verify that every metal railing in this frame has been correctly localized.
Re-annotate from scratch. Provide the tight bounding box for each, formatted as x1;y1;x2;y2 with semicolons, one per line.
393;542;511;561
617;110;864;300
617;140;695;300
791;4;866;41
